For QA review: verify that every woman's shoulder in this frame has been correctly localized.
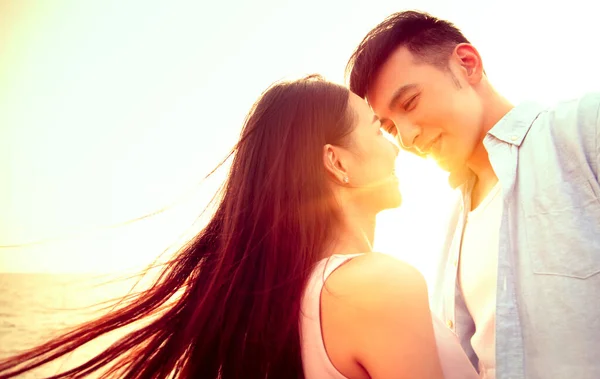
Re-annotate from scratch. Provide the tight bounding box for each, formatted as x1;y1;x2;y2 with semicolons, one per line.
322;252;431;325
326;252;428;301
320;253;441;379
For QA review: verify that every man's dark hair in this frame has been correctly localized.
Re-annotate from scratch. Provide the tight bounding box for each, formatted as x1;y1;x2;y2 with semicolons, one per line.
346;11;470;98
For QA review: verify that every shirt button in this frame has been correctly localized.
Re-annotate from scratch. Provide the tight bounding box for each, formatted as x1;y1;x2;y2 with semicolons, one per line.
510;135;518;141
447;320;454;329
453;258;458;268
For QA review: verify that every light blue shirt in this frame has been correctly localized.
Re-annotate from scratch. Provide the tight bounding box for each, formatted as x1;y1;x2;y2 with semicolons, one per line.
431;93;600;379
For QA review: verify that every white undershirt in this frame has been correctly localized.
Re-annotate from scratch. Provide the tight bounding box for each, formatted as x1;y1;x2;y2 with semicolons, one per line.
458;183;502;379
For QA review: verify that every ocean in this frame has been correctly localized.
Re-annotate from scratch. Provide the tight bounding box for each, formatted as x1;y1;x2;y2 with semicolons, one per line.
0;272;152;378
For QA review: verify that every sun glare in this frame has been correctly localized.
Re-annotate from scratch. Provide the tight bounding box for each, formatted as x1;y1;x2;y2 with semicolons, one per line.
374;152;455;283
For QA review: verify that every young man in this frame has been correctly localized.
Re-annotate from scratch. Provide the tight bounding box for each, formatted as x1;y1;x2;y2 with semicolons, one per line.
346;11;600;379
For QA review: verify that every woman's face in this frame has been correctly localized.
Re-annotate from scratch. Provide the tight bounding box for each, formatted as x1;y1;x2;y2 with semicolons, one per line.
339;93;402;212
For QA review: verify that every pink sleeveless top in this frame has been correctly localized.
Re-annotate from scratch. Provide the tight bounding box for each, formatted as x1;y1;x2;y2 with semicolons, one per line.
299;254;479;379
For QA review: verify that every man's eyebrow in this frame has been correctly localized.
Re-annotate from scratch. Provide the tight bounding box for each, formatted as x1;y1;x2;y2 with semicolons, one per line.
388;84;419;110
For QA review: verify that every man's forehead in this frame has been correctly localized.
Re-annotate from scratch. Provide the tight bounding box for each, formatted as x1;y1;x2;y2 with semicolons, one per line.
369;48;430;89
365;82;388;111
364;89;386;115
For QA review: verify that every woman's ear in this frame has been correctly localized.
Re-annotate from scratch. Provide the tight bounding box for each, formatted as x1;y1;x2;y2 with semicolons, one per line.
323;144;349;185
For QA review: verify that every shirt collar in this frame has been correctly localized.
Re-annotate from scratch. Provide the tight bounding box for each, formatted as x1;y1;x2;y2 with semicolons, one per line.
447;102;545;189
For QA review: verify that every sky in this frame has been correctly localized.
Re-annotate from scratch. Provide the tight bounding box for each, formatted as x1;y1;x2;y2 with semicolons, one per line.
1;0;599;279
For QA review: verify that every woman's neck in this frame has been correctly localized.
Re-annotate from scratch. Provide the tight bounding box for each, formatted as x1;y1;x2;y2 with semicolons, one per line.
327;205;376;257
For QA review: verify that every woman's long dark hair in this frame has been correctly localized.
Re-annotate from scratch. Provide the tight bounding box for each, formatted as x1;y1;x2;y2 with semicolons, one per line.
0;75;354;379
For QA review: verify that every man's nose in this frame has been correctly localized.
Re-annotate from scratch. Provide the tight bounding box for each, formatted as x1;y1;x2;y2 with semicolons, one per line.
397;123;420;149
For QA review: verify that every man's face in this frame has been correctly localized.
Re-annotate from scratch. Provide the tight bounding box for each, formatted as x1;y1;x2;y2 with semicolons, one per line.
366;46;484;173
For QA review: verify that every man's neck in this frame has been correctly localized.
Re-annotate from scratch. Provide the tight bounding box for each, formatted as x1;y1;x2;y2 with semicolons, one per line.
470;169;498;211
466;87;513;210
466;141;499;210
478;80;515;136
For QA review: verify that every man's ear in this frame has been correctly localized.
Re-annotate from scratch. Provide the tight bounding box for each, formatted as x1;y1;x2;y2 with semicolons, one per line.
323;144;349;184
454;43;484;84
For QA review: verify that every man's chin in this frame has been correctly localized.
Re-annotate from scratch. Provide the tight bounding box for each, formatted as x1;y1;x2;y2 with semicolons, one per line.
433;156;452;172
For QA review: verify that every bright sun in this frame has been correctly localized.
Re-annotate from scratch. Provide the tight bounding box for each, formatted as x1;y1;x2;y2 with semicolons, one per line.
374;152;456;283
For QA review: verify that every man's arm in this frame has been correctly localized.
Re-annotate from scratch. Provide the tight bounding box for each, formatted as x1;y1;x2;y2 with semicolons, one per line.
550;92;600;183
595;95;599;181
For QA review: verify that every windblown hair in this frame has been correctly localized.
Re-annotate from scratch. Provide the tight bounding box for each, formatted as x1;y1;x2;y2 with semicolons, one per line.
0;75;355;379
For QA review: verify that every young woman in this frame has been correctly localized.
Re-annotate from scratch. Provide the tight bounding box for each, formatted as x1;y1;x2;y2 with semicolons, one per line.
0;76;477;378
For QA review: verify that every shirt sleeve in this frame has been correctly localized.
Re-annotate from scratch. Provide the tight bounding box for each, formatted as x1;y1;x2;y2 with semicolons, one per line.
595;98;600;181
573;93;600;183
